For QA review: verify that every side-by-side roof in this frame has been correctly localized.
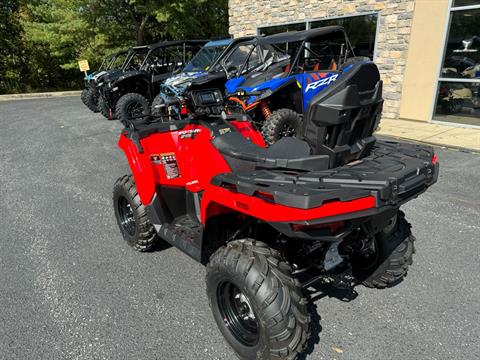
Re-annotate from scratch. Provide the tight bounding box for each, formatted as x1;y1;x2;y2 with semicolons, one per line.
257;26;345;44
147;40;208;52
205;39;233;47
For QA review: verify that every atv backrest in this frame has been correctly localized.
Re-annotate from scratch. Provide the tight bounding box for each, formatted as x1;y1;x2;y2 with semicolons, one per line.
302;61;383;168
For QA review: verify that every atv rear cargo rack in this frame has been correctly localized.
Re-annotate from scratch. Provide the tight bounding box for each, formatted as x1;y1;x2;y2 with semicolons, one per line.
212;139;438;212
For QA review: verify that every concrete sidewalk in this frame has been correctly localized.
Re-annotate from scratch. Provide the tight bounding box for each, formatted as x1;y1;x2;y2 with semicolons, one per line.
0;90;81;101
377;118;480;152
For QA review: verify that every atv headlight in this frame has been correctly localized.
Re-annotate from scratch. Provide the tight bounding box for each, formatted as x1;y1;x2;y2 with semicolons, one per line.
97;82;104;88
112;87;119;92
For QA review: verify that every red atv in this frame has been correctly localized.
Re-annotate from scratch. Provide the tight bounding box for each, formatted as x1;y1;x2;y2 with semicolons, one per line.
113;70;438;358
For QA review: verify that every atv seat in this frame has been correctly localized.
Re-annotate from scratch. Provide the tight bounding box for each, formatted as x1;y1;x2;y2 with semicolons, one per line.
212;132;330;172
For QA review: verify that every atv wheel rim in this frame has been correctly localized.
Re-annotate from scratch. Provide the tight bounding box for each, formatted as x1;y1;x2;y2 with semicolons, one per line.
217;281;259;347
279;123;296;138
127;102;144;119
118;196;136;236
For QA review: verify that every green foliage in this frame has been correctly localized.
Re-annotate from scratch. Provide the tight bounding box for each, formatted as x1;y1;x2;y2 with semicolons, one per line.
0;0;24;93
0;0;229;94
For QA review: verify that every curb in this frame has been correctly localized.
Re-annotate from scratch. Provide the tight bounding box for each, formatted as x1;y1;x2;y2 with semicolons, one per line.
377;133;480;154
0;91;82;101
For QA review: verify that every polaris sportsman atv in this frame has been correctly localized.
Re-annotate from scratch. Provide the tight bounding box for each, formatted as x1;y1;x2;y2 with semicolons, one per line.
224;26;371;145
112;76;438;358
149;37;261;120
81;50;129;113
99;40;206;123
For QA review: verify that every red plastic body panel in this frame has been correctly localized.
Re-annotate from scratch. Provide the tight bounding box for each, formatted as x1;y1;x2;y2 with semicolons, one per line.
118;120;264;205
200;186;375;224
118;119;375;224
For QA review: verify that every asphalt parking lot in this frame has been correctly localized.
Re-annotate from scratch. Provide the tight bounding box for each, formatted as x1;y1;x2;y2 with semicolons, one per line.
0;96;479;360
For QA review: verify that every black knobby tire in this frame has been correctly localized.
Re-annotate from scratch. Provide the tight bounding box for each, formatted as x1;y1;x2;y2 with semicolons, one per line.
261;109;302;146
206;239;309;360
150;94;167;118
113;175;159;252
99;96;116;120
81;88;89;105
116;93;150;125
85;87;100;113
352;211;415;289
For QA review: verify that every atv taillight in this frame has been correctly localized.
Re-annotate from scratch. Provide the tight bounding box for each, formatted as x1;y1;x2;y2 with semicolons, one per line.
291;221;345;234
180;100;188;115
431;154;438;165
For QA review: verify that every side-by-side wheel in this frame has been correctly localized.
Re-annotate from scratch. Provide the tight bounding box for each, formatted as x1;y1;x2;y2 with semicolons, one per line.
116;93;150;125
261;108;302;146
99;96;116;120
81;88;89;105
84;87;100;113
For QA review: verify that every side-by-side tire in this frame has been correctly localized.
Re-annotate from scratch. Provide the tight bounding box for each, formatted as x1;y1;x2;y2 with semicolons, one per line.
206;239;309;360
261;109;302;146
81;88;88;105
150;94;167;117
84;87;100;113
113;175;160;252
351;211;415;289
116;93;150;125
99;96;116;120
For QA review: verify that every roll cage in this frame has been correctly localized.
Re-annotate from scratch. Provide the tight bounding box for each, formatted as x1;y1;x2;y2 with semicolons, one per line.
138;40;207;73
238;26;355;77
204;37;260;74
103;50;129;71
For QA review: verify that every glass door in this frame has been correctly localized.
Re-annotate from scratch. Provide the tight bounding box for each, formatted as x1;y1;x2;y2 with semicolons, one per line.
434;0;480;127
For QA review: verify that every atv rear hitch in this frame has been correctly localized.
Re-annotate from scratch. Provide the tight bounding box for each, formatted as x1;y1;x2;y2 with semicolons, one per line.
299;266;356;291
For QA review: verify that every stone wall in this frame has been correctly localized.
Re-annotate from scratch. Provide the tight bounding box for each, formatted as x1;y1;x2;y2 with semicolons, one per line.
228;0;416;119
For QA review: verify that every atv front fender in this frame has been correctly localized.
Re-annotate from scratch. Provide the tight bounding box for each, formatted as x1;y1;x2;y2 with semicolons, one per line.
118;133;156;205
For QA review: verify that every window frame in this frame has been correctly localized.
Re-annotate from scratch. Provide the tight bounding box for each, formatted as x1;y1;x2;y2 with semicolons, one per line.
431;0;480;128
257;12;381;60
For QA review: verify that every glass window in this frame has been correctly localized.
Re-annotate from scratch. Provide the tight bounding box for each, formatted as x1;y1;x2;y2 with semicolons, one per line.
224;45;256;71
244;47;261;72
440;8;480;79
299;31;349;71
435;4;480;126
311;14;378;59
434;81;480;126
183;44;228;72
453;0;480;7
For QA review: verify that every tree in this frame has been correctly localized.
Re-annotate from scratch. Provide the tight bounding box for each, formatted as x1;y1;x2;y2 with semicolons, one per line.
0;0;24;93
0;0;230;94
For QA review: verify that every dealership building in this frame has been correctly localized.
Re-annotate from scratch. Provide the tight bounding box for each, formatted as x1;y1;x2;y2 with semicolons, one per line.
228;0;480;129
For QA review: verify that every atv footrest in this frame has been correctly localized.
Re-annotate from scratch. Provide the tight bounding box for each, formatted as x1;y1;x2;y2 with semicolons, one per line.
155;215;203;261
